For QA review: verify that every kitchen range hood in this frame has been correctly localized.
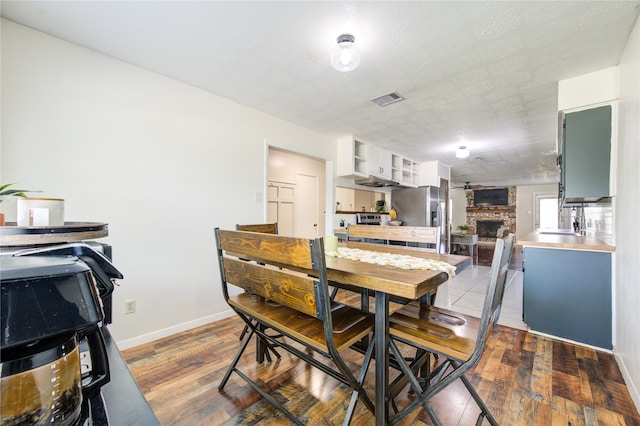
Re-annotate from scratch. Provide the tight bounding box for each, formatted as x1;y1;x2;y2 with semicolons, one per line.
354;176;400;188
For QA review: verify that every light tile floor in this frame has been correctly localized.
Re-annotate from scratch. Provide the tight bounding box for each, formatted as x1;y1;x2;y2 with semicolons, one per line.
433;264;528;330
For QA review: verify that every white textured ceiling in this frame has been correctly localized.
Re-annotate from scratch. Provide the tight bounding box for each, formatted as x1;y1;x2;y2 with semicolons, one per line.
3;1;639;187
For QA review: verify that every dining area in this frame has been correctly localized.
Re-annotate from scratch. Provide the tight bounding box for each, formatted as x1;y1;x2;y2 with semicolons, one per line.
121;224;640;425
189;224;513;425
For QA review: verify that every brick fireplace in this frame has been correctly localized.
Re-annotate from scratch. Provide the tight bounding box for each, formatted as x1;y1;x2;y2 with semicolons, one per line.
464;186;516;244
477;220;504;238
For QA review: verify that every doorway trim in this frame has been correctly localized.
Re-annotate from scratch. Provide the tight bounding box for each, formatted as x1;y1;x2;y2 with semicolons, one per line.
264;140;334;236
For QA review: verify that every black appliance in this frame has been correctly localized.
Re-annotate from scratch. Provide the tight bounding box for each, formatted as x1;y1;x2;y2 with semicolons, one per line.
1;244;123;425
12;243;121;324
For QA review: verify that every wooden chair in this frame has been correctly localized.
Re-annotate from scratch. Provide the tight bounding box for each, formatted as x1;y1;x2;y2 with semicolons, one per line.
339;224;441;304
387;233;515;425
235;222;278;234
214;229;375;425
496;225;510;239
346;224;440;252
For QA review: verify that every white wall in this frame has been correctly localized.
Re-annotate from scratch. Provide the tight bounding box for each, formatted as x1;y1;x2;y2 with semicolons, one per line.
558;66;619;110
515;184;559;239
614;14;640;412
449;188;467;230
1;20;335;347
335;187;355;212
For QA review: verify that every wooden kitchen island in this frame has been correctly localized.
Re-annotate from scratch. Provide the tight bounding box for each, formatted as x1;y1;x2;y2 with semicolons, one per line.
520;229;615;349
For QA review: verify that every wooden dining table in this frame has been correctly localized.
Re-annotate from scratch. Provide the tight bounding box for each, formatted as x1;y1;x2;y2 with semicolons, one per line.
324;242;471;425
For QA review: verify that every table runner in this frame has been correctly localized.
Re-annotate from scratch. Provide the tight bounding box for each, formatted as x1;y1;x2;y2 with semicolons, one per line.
329;247;456;278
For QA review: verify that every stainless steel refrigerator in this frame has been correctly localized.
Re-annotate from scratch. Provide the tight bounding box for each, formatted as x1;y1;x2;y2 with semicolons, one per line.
391;185;449;253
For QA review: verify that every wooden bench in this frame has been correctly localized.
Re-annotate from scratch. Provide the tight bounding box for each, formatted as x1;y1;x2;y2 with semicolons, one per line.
346;224;440;252
215;229;375;425
340;224;441;304
235;222;278;234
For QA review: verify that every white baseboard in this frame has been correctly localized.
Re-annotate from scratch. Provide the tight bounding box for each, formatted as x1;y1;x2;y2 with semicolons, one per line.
114;309;235;350
614;350;640;415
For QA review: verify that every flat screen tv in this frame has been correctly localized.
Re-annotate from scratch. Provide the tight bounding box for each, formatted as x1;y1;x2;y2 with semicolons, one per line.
474;188;509;206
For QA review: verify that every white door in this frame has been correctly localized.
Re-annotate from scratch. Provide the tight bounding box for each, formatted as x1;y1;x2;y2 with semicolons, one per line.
267;182;295;236
267;148;326;238
534;193;559;229
295;173;321;238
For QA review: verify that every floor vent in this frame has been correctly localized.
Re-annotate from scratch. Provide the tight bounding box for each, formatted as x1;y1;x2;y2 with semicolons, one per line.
371;91;404;106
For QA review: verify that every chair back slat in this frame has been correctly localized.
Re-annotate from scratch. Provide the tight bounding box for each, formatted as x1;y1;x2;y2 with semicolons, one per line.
347;224;440;252
218;229;314;270
235;223;278;234
223;257;318;317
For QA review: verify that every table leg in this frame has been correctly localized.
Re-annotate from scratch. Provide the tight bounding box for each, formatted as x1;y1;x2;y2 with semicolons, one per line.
374;291;390;426
360;289;370;348
256;323;265;363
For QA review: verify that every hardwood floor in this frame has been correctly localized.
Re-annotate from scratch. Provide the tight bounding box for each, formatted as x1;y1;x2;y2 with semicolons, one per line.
123;307;640;425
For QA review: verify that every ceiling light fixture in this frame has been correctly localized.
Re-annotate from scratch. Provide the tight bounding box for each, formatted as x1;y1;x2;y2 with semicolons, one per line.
456;146;470;159
331;34;361;72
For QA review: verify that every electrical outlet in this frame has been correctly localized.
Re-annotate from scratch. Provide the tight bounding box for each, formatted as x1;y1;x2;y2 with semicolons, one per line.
124;299;136;314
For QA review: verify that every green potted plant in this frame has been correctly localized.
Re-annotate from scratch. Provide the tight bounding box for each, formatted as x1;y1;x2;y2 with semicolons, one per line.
339;218;345;227
458;224;471;234
0;183;38;226
0;183;34;199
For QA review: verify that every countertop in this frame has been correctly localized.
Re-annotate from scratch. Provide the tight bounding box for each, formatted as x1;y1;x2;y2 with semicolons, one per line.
520;229;615;252
98;327;159;425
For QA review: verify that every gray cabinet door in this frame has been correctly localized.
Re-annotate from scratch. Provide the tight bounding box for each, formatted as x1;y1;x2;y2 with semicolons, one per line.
523;247;611;349
563;105;612;201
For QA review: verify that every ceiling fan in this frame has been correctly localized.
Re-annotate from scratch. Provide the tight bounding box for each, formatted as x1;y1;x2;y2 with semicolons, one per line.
452;181;473;190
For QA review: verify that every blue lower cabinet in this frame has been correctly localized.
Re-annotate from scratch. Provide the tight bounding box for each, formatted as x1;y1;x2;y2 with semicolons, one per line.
523;247;612;349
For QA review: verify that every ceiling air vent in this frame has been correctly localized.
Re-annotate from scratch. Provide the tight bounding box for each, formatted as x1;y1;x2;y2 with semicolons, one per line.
371;91;404;106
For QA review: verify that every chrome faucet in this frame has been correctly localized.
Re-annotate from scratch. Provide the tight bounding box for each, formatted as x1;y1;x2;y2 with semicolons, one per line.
572;205;587;235
577;205;587;235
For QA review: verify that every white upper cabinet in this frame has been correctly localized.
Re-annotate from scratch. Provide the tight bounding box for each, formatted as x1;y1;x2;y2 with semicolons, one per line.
392;154;420;187
419;160;450;187
337;136;421;185
368;145;392;180
336;136;368;178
